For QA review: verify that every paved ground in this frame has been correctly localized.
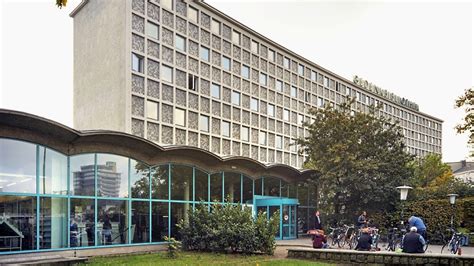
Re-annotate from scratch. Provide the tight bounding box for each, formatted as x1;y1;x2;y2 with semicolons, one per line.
276;237;474;256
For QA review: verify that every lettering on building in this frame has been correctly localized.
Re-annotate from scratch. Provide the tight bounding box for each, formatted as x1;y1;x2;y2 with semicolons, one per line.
353;75;419;111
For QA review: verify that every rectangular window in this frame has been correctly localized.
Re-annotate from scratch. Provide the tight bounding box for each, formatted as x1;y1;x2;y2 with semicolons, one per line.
211;83;220;99
175;35;186;51
146;21;159;40
241;65;250;79
259;131;267;145
268;49;275;62
175;108;186;126
200;46;210;62
276;80;283;92
211;19;221;35
318;97;324;107
276;135;282;149
188;74;198;91
298;64;304;75
298;114;304;125
161;0;173;10
161;65;173;83
305;92;310;103
188;6;198;22
241;126;249;141
283;109;290;121
132;53;143;73
232;91;241;106
267;104;275;117
222;56;231;71
290;86;297;98
251;40;259;53
200;115;209;132
250;98;259;111
283;57;290;69
232;31;241;44
311;71;317;81
222;121;230;137
323;77;329;87
147;100;158;120
259;73;267;86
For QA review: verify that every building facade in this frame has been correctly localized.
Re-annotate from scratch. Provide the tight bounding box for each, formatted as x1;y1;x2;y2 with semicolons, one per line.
447;160;474;183
71;0;443;170
0;110;316;254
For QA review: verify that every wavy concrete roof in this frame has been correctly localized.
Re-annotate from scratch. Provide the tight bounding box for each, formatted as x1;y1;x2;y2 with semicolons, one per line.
0;109;317;182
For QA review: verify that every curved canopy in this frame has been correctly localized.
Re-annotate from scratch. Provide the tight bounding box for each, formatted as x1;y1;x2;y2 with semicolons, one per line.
0;109;318;182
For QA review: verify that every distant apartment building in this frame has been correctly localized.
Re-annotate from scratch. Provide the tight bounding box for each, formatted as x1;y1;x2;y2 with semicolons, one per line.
447;160;474;183
73;162;122;198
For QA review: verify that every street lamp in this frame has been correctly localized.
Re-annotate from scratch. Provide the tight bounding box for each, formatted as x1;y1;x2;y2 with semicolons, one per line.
447;193;458;229
397;185;412;224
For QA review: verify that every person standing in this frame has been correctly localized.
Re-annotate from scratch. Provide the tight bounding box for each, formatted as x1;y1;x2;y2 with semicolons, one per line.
402;227;425;253
314;210;322;230
357;211;368;228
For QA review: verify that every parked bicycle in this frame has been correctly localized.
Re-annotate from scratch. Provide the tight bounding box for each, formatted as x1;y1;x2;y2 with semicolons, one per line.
326;226;343;247
385;227;406;251
441;228;464;254
338;225;357;249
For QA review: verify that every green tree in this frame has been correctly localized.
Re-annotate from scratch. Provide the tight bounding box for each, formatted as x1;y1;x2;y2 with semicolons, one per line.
297;99;414;221
455;87;474;155
410;154;452;188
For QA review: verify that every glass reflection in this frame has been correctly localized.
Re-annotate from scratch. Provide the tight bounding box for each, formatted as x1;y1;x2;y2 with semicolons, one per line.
170;165;193;201
170;203;189;240
39;147;68;195
0;139;36;193
97;199;128;245
210;173;222;202
194;169;208;202
151;202;168;242
297;183;308;206
131;201;149;243
70;154;95;196
0;196;36;252
97;154;129;198
40;197;67;249
131;160;150;199
242;175;253;204
281;180;289;198
264;177;280;197
224;172;241;203
152;165;169;200
70;198;95;247
254;177;263;196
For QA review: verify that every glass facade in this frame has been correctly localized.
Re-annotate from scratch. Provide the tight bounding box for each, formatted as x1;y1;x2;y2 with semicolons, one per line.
0;138;317;253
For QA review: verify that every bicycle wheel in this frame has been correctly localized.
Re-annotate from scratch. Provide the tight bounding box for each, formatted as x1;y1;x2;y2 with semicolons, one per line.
337;235;346;248
394;238;402;251
423;240;429;252
451;239;461;254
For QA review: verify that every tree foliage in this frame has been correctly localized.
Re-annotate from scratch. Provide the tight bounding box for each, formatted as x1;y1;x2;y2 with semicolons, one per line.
56;0;67;8
297;99;414;222
455;87;474;155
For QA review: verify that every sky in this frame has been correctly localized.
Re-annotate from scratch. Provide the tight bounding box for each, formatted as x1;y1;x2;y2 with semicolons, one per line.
0;0;473;162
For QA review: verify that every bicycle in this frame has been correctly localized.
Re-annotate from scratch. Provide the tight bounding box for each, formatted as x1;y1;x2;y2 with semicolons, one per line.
327;227;342;247
441;228;464;254
338;225;356;249
385;227;406;251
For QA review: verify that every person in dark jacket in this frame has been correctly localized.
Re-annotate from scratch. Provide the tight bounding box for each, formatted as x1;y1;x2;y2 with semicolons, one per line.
314;210;322;230
355;227;372;251
357;211;368;228
402;227;425;253
312;230;328;249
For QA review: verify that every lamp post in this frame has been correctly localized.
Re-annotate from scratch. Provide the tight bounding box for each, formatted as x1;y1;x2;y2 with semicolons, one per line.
447;194;458;229
396;185;412;224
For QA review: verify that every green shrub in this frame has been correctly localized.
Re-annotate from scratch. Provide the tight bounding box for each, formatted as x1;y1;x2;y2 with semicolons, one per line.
177;201;279;255
163;236;181;258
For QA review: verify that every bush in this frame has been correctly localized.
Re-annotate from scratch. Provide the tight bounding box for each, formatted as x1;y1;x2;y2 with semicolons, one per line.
177;201;279;255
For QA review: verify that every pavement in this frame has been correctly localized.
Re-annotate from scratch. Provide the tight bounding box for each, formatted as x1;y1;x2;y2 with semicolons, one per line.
276;237;474;256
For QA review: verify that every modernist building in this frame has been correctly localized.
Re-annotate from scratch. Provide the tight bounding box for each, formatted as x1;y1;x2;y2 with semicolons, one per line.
0;110;315;253
72;0;443;170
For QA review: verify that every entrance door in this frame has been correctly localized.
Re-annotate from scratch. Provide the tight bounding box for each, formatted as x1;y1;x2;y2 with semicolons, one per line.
253;196;298;240
282;205;297;239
